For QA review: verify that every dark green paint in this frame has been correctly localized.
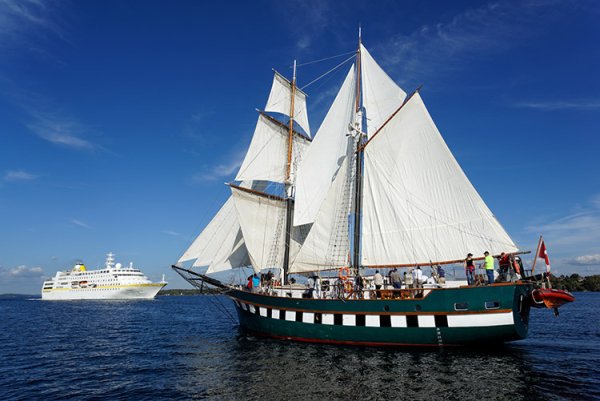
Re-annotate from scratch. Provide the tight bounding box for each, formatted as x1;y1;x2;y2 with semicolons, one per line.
228;284;533;346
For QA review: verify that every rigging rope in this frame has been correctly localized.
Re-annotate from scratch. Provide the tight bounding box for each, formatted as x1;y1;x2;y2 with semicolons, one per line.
295;50;357;67
300;54;356;91
206;293;237;323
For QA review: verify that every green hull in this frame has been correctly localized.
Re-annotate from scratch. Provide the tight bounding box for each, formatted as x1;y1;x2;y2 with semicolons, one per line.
229;283;533;346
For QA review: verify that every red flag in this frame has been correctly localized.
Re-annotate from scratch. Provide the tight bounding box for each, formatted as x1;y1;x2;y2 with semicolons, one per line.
539;240;551;272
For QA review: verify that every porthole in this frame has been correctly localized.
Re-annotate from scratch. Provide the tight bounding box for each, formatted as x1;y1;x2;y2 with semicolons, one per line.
485;301;500;310
454;302;469;311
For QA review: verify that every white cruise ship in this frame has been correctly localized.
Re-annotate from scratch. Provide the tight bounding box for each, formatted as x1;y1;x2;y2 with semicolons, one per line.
41;253;167;300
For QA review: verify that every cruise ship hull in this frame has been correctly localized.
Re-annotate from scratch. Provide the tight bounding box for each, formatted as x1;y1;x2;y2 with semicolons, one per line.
41;284;165;301
228;283;533;346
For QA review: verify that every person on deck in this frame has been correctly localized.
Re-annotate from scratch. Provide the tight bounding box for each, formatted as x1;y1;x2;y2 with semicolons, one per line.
404;270;414;289
306;276;315;298
390;268;402;289
465;253;475;285
373;270;384;299
413;266;425;287
252;274;261;292
353;274;364;299
437;265;446;284
265;270;274;286
498;252;512;282
483;251;495;284
313;275;321;299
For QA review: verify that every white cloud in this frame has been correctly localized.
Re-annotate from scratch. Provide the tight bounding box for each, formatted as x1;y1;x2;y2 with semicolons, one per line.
0;264;44;278
514;101;600;111
377;1;566;86
0;0;68;52
182;110;216;142
192;149;245;182
527;211;600;247
525;194;600;252
26;110;97;150
275;0;332;51
0;0;69;67
71;219;91;229
4;169;38;182
162;230;181;237
572;254;600;266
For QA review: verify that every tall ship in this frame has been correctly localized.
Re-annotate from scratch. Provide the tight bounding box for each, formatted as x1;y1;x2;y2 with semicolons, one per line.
42;252;167;300
173;33;573;346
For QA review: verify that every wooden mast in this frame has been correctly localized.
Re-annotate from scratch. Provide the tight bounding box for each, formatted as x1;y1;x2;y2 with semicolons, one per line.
282;60;297;284
352;29;363;274
285;60;297;181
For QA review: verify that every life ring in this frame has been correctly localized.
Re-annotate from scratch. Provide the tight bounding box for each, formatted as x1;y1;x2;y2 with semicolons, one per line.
338;266;351;281
513;259;521;275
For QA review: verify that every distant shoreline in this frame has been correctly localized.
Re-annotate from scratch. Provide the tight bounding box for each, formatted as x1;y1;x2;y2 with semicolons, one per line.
158;289;213;296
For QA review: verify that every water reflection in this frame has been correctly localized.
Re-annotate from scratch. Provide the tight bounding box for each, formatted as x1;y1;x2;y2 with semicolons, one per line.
1;295;597;401
175;296;599;401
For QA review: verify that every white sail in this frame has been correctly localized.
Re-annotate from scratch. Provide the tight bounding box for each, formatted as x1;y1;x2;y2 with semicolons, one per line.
290;157;353;273
361;93;518;266
231;187;305;271
235;113;310;183
204;227;251;274
178;196;249;269
360;44;407;135
293;65;357;226
265;71;311;137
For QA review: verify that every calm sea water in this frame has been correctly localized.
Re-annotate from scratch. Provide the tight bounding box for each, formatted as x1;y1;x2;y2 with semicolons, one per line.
0;293;598;401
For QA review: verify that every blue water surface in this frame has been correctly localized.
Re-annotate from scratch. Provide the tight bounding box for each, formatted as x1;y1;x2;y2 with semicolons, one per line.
0;293;598;400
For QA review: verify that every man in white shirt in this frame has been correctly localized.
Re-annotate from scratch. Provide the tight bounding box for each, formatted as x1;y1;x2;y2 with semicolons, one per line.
413;266;427;287
373;270;384;299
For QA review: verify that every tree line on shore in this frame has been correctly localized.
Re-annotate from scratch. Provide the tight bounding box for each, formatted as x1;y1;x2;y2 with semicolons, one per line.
550;274;600;292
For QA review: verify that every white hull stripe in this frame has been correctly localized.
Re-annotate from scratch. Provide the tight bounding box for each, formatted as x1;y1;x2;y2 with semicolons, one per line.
41;285;164;300
235;302;515;328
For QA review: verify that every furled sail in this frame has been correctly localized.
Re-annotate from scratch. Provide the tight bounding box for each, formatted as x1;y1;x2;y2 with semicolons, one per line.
290;157;353;273
293;65;357;226
235;113;310;183
360;44;407;135
361;93;518;266
231;186;305;271
265;71;311;137
178;196;251;272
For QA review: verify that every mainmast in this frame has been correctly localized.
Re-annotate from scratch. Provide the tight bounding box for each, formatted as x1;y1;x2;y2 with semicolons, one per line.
352;30;364;274
282;60;297;284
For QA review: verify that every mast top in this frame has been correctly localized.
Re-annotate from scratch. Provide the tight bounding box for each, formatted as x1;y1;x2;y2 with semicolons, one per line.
292;59;297;83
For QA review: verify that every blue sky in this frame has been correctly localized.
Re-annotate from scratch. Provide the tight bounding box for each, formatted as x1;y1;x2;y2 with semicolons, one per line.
1;0;599;294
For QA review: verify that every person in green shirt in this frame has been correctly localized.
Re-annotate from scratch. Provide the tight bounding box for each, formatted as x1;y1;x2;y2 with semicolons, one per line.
483;251;495;284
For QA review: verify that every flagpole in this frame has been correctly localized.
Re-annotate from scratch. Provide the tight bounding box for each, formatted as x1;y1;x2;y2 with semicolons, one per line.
531;235;543;276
